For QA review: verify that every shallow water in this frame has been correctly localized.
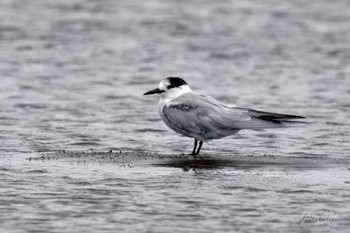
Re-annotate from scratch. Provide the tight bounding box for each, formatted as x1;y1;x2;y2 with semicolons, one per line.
1;0;350;232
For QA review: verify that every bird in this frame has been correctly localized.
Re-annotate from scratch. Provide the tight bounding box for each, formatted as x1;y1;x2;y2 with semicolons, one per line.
144;77;305;156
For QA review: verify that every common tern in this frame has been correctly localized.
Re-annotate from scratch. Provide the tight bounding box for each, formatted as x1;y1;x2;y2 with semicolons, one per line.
144;77;305;155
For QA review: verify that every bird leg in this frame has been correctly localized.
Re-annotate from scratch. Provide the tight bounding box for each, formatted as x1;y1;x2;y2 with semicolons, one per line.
191;139;198;155
195;141;203;155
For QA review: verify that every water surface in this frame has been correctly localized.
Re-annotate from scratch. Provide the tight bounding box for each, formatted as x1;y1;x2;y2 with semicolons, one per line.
0;0;350;232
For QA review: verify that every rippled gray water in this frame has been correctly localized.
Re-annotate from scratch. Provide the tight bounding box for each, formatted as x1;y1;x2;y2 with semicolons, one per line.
1;0;350;232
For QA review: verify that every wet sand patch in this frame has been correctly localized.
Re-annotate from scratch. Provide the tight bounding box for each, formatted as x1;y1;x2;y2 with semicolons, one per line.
26;151;350;171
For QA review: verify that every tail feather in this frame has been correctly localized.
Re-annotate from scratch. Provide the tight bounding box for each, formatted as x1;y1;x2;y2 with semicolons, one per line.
248;109;306;124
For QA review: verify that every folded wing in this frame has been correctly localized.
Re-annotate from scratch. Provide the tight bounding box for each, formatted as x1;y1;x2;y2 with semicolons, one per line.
161;93;250;140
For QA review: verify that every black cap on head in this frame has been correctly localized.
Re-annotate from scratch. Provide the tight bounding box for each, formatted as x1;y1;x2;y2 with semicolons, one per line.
165;77;188;89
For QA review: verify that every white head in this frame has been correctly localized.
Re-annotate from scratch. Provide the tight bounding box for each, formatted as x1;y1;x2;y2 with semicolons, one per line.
143;77;192;99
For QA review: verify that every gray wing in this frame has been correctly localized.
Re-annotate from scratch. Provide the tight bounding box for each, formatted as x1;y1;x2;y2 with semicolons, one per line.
162;92;251;140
